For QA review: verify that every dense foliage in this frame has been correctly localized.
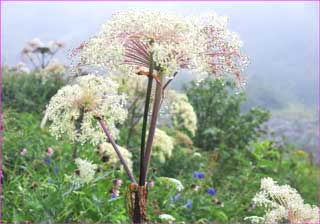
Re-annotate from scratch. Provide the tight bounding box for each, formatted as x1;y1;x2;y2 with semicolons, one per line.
2;71;318;223
2;69;66;113
186;78;270;151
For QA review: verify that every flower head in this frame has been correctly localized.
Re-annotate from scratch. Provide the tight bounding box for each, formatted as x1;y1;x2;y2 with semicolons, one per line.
74;158;97;184
47;147;54;156
113;179;123;188
186;199;192;209
245;177;319;224
165;90;197;135
150;128;174;163
208;187;216;196
159;214;175;222
20;148;27;156
72;10;248;86
193;171;204;179
45;74;127;145
72;10;199;78
99;143;133;171
157;177;184;192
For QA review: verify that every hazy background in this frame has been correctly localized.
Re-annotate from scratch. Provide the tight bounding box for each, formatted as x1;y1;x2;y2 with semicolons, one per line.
1;1;319;157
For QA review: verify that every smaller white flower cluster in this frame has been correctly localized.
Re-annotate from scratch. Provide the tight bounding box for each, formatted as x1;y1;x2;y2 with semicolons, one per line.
157;177;184;192
245;177;319;224
74;158;97;184
22;38;64;56
99;142;133;172
167;90;197;136
45;74;127;145
41;59;66;76
151;128;174;163
159;214;175;222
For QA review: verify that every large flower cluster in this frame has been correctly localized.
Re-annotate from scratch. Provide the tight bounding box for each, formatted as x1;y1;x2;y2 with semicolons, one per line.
245;177;319;224
166;90;197;136
98;142;133;171
151;128;174;163
72;10;248;83
45;74;127;145
74;158;97;184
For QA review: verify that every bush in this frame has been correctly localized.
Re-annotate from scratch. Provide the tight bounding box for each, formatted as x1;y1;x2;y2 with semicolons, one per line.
2;69;66;113
185;78;270;151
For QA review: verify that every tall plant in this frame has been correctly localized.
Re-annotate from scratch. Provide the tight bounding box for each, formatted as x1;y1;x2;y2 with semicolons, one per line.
46;10;248;223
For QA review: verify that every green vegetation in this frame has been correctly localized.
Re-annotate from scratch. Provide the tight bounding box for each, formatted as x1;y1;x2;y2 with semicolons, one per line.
2;71;318;223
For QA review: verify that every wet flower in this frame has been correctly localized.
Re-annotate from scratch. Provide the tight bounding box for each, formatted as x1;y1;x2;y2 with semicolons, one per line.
208;187;216;196
20;148;27;156
47;147;54;156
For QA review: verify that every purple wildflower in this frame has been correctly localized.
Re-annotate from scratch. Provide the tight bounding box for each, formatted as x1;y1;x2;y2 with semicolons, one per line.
208;187;216;196
186;199;192;209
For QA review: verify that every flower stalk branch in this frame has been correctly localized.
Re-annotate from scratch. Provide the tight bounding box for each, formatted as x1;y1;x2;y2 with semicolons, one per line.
96;117;137;183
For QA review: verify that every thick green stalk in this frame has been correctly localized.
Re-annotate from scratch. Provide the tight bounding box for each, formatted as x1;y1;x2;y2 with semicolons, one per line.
139;55;154;186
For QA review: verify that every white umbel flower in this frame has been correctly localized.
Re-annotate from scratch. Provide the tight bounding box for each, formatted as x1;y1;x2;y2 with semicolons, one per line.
157;177;184;192
159;214;175;222
99;142;133;171
72;10;248;85
151;128;174;163
245;177;319;224
45;74;127;145
166;90;197;136
74;158;97;184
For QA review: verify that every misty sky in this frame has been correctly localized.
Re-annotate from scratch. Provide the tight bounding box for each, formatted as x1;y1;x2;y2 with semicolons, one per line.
1;1;319;108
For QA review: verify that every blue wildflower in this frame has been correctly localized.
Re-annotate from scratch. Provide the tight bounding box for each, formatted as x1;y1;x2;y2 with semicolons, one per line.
44;157;51;165
111;193;117;199
208;187;216;196
175;193;181;201
193;171;198;178
186;199;192;209
169;196;174;202
197;172;204;179
54;165;59;174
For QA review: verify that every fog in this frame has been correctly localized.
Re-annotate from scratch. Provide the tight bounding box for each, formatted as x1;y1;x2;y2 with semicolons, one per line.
2;1;319;155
